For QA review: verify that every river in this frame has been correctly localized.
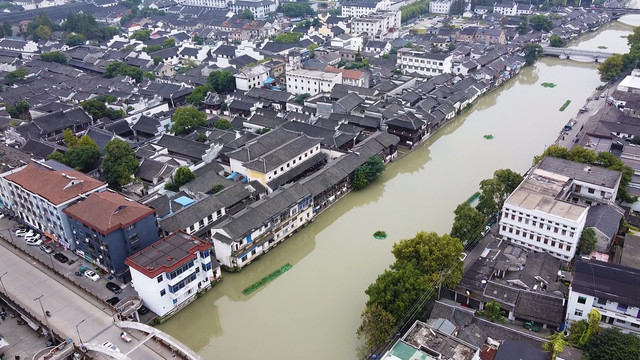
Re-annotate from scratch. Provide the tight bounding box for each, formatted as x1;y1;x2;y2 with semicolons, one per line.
158;21;632;360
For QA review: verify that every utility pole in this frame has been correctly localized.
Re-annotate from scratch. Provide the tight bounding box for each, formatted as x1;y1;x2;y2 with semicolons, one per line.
75;319;85;344
0;272;7;295
34;295;55;343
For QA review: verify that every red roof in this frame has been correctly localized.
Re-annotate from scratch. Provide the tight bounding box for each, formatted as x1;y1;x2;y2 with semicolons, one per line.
5;162;105;205
325;65;365;80
125;230;211;279
63;191;155;234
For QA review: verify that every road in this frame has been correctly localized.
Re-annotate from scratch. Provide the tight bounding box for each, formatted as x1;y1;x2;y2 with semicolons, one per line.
0;241;175;359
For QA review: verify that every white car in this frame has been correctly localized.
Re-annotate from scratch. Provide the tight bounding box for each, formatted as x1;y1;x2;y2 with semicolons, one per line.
26;237;43;246
85;270;100;282
15;229;33;237
101;341;120;353
40;244;54;254
481;226;491;237
24;233;41;241
460;252;468;262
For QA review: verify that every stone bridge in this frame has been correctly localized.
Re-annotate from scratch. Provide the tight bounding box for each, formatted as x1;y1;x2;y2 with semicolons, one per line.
115;320;203;360
542;47;615;62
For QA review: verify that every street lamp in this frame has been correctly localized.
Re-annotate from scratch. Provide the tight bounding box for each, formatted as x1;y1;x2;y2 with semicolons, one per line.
34;295;55;344
75;319;85;345
0;271;7;295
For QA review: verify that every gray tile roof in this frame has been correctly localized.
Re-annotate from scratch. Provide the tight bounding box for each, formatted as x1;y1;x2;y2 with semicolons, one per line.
585;204;624;251
536;156;622;189
572;258;640;309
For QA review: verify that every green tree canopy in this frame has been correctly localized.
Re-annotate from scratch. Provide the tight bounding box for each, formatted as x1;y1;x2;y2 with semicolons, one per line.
391;231;464;288
477;169;523;217
478;299;504;322
207;70;236;93
102;139;138;188
400;0;429;23
36;25;52;40
357;305;396;354
104;62;144;82
529;15;553;32
50;131;100;172
578;228;597;255
274;32;303;43
65;33;86;46
523;43;543;65
62;12;118;41
186;84;213;106
5;100;30;120
163;38;175;48
171;106;207;135
584;328;640;360
542;330;567;360
5;68;27;84
130;29;152;41
80;99;124;120
450;202;485;244
40;51;67;64
282;3;315;17
166;166;195;191
352;167;368;190
213;118;232;130
365;262;432;321
238;8;254;20
549;35;565;47
598;54;624;81
362;156;385;183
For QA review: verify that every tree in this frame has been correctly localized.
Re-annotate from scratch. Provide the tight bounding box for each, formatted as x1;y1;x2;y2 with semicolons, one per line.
529;15;553;32
598;54;624;81
166;167;195;190
567;319;588;345
208;70;236;93
171;106;207;135
568;146;597;164
130;29;152;41
578;228;597;255
307;43;318;58
163;38;175;48
477;169;523;217
362;156;385;183
1;22;11;37
534;144;570;164
294;93;311;105
5;69;27;84
238;8;254;20
153;56;163;65
391;232;464;289
478;299;504;322
357;305;396;354
36;25;52;40
365;262;432;321
102;139;139;188
523;44;543;66
628;26;640;48
80;99;123;120
186;84;213;106
549;35;564;47
47;151;65;163
64;141;100;171
209;184;225;194
63;128;78;148
543;331;568;360
451;203;485;244
213;118;232;130
274;32;303;43
104;62;143;82
352;168;368;190
584;328;640;360
5;100;30;120
282;3;315;17
193;34;204;45
580;309;602;347
65;33;86;46
40;51;67;64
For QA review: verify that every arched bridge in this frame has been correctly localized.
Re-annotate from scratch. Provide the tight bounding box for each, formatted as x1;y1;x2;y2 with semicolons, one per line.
542;47;615;62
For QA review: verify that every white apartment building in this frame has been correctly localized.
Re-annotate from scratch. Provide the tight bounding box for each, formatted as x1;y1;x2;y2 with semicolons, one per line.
566;259;640;335
351;10;401;40
228;0;276;19
286;69;342;95
126;231;221;317
499;157;622;261
0;161;107;250
397;49;453;76
493;1;517;15
234;64;269;91
429;0;454;14
174;0;226;7
342;0;390;17
211;183;314;269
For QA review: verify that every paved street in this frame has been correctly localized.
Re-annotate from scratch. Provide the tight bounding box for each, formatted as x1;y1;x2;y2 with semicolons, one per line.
0;238;181;359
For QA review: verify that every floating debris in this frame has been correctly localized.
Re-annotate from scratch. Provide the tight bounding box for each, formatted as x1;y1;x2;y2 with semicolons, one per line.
373;231;387;240
483;134;494;140
559;100;571;112
597;45;608;49
242;264;292;295
541;82;557;88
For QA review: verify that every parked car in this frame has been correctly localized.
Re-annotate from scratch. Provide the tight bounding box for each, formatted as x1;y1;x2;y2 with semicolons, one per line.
0;213;5;219
481;226;491;237
15;229;33;237
24;233;41;242
101;341;120;353
120;332;132;343
138;305;149;315
459;252;468;261
39;244;54;254
53;253;69;263
106;282;122;294
106;296;120;306
26;237;43;246
84;270;100;281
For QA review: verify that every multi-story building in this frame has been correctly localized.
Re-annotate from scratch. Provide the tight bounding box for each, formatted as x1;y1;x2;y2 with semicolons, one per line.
325;66;369;88
211;183;313;269
351;10;401;40
0;161;107;249
226;127;324;192
174;0;226;7
126;230;221;317
493;1;517;15
63;190;159;282
567;258;640;334
429;0;454;14
228;0;276;19
499;157;621;261
234;64;269;91
286;69;342;96
397;49;453;76
341;0;390;17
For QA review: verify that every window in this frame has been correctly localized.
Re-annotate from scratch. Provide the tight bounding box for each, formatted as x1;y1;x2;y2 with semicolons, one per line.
157;275;163;283
126;224;135;230
578;296;587;304
618;303;628;312
588;188;595;194
597;298;607;305
574;309;583;317
616;319;627;324
160;289;166;296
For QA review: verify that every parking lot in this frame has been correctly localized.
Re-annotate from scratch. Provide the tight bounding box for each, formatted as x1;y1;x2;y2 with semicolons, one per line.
0;217;138;308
